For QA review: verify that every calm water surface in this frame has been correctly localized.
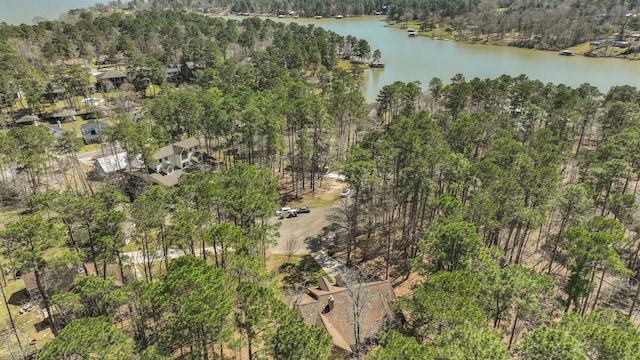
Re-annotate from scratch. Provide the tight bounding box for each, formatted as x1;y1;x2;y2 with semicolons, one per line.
265;16;640;101
0;0;118;25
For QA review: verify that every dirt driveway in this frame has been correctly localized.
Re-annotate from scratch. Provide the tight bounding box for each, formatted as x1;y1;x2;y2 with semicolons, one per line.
268;177;346;255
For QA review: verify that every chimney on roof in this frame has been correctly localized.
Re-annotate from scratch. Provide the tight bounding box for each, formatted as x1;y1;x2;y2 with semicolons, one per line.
328;295;334;311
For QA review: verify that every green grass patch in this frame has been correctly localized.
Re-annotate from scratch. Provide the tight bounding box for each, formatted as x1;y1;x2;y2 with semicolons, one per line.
568;42;591;54
0;208;20;224
121;242;139;253
145;84;161;98
387;21;421;30
289;196;340;210
0;278;55;358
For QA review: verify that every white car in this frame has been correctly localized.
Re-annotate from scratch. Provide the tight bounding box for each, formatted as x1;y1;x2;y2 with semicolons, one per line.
340;188;352;198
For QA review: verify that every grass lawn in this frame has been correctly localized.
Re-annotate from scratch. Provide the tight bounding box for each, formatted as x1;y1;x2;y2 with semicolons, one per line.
0;278;55;359
145;84;162;98
568;42;591;54
288;196;340;210
337;60;369;70
121;242;140;253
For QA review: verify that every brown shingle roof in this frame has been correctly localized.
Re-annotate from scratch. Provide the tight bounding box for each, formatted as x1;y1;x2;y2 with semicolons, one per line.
82;263;131;287
298;279;397;354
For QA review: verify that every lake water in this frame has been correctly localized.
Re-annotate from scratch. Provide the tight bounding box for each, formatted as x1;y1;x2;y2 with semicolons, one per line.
3;2;638;101
0;0;119;25
261;16;640;101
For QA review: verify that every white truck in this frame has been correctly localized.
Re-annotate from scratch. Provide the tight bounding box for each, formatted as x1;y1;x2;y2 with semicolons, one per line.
275;206;298;219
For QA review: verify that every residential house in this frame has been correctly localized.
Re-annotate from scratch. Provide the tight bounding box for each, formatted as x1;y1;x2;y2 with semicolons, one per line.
80;121;109;144
81;263;133;287
23;263;132;305
298;276;397;356
96;69;128;90
14;115;39;126
51;108;77;123
148;137;203;186
150;137;203;173
22;265;78;304
165;64;183;83
44;83;67;103
46;123;66;139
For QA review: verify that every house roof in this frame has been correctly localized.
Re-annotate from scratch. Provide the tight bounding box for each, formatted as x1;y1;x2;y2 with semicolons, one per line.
46;124;66;138
152;137;200;160
173;137;200;150
82;263;131;287
52;108;77;118
149;169;183;187
22;265;78;295
298;278;396;354
96;152;128;174
153;144;175;160
80;121;109;133
97;69;127;80
15;115;39;124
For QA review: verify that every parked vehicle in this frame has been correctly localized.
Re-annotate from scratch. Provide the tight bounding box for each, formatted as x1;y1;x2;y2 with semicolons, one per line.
297;206;311;213
340;188;352;198
19;303;34;314
276;207;298;219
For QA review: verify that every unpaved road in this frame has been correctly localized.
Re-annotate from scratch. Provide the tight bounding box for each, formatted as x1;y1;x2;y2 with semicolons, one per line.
268;202;344;255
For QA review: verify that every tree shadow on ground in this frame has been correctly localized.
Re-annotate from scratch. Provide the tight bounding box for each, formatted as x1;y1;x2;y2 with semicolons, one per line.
279;255;327;287
278;192;302;205
305;222;342;252
7;288;28;306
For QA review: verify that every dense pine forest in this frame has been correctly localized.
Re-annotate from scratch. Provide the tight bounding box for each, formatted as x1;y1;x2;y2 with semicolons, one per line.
0;6;640;360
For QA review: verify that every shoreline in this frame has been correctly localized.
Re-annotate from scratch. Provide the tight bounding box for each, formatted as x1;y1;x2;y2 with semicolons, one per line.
385;20;640;62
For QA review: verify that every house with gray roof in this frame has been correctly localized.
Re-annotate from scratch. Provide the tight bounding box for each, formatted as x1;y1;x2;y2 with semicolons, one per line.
148;137;203;186
46;124;66;139
52;108;78;123
14;115;39;126
80;121;109;144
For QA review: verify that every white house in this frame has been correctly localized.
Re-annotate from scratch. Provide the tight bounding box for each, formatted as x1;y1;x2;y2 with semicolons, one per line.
150;137;203;175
